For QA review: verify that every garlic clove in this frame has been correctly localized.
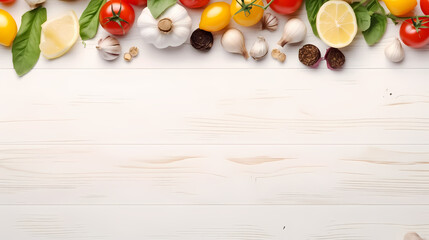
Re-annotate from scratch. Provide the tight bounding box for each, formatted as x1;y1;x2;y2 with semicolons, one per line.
278;18;307;47
250;36;269;61
385;38;405;63
261;13;278;32
221;28;249;59
96;36;122;61
271;49;286;63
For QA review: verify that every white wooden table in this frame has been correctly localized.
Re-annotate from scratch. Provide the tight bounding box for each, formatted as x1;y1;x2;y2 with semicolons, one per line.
1;1;429;239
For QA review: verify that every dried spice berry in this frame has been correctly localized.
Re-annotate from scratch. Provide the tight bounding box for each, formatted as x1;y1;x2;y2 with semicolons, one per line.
190;28;214;52
324;47;345;70
299;44;321;67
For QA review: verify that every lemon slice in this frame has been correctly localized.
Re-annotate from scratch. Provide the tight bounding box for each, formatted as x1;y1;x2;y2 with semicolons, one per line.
40;10;79;59
316;0;357;48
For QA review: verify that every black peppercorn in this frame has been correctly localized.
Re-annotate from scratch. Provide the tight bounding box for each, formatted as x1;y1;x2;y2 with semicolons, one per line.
190;28;214;52
298;44;321;67
324;47;345;70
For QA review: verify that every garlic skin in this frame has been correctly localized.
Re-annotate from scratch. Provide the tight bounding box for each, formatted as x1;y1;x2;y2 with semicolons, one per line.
138;4;192;49
278;18;307;47
250;36;269;60
404;232;423;240
385;38;405;63
221;28;249;59
261;13;278;32
25;0;45;8
96;36;122;61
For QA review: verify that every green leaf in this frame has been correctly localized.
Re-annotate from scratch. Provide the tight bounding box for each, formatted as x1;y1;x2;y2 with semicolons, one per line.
147;0;177;19
305;0;328;38
367;0;385;15
352;3;371;32
79;0;107;40
12;7;47;76
363;13;387;45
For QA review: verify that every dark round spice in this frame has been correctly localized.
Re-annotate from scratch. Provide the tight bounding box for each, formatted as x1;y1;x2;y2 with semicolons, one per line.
325;48;345;69
190;28;213;52
298;44;321;67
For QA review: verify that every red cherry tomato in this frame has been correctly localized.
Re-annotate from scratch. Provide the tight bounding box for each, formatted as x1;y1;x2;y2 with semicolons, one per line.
179;0;209;8
400;17;429;48
99;0;135;36
268;0;302;15
421;0;429;15
125;0;147;6
0;0;16;4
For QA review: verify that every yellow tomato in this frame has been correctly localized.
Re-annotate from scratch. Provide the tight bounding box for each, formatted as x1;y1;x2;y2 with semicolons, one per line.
0;9;17;47
383;0;417;16
199;2;231;32
231;0;264;27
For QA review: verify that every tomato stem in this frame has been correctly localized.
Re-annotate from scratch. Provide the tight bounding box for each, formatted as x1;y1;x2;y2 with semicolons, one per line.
103;1;129;34
234;0;273;17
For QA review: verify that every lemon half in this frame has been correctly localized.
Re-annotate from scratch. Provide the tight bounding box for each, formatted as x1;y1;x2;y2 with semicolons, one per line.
316;0;357;48
40;10;79;59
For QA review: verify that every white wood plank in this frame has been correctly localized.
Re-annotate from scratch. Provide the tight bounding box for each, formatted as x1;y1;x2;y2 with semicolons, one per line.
1;69;429;144
1;145;428;204
0;1;428;70
1;205;428;240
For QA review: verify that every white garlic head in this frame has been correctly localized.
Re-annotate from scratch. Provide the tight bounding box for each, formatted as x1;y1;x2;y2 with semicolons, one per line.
138;4;192;49
385;38;405;63
250;36;269;60
96;36;122;61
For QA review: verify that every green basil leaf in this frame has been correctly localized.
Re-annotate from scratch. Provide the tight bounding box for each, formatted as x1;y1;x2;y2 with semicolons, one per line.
363;13;387;45
367;0;385;15
12;7;47;76
79;0;106;40
147;0;177;19
351;3;371;32
305;0;328;38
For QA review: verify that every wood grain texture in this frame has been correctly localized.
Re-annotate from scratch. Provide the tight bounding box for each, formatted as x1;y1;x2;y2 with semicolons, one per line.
1;0;429;237
0;145;428;204
1;69;429;145
1;206;428;240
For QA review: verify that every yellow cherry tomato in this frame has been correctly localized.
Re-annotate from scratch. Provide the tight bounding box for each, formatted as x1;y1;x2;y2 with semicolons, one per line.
0;9;17;47
382;0;417;16
199;2;231;32
231;0;264;27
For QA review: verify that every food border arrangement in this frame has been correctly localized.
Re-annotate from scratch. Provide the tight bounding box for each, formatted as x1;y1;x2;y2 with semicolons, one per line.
0;0;428;76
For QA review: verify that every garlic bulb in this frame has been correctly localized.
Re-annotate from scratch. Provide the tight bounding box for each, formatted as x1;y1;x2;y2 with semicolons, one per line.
96;36;122;61
404;232;423;240
250;36;269;60
138;4;192;49
261;13;278;32
221;28;249;59
278;18;307;47
385;38;405;63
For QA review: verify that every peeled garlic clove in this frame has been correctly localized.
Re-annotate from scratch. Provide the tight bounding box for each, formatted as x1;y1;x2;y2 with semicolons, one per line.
221;28;249;59
261;13;278;32
404;232;423;240
250;36;269;61
278;18;307;47
96;36;122;61
271;49;286;63
385;38;405;63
